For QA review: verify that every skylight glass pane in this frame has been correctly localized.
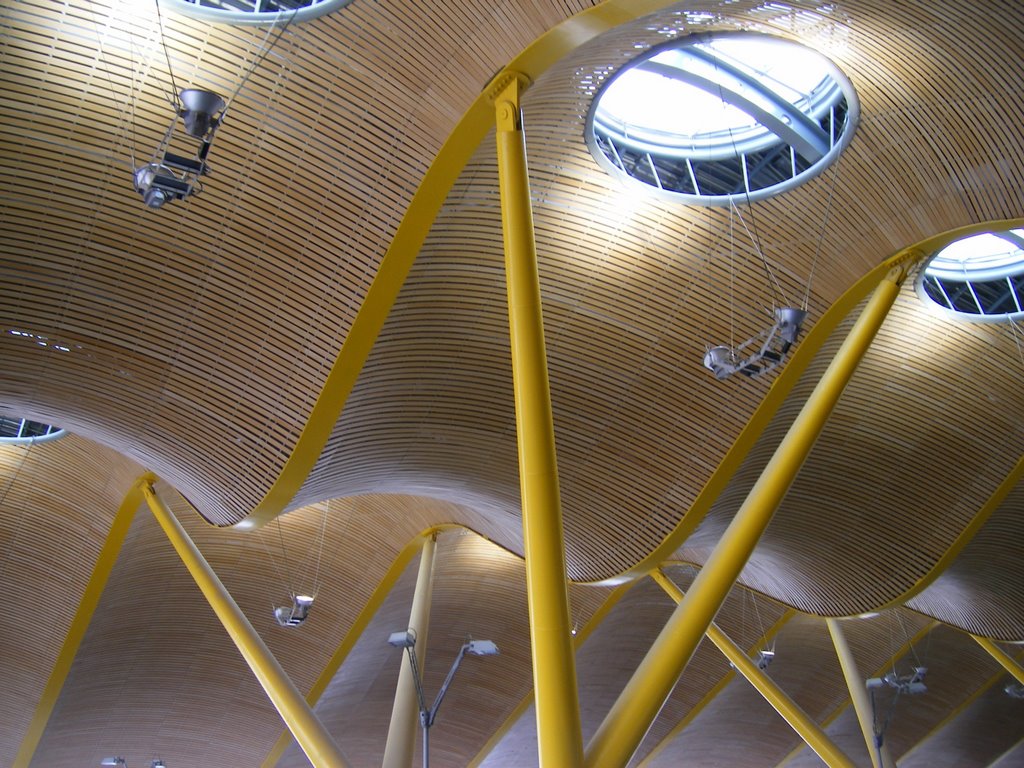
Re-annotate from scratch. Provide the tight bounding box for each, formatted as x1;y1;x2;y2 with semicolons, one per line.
586;33;857;205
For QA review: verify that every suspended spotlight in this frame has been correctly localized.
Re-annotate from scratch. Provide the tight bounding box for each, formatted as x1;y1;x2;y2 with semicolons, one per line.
100;759;126;767
151;761;167;768
755;649;775;670
1005;681;1024;699
178;88;226;139
703;307;808;379
274;593;314;627
133;88;224;209
388;629;416;648
867;666;927;695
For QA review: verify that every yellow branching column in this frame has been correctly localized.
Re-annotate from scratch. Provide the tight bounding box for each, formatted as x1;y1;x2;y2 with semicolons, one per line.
585;263;912;768
651;570;856;768
827;618;895;768
142;483;349;768
383;534;437;768
494;73;584;767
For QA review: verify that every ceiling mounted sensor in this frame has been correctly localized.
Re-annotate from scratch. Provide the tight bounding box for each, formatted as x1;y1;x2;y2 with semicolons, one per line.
586;33;858;205
165;0;354;24
917;228;1024;321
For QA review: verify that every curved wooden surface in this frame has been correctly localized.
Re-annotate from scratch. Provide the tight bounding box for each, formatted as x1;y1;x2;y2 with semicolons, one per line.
2;0;1024;766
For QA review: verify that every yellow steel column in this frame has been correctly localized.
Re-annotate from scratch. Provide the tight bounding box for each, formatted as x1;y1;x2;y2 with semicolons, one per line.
651;570;855;768
972;635;1024;686
826;618;895;768
585;264;911;768
142;483;349;768
383;534;437;768
494;73;584;767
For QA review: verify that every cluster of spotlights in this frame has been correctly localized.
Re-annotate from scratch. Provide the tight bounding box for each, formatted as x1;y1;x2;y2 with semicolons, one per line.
101;759;165;767
703;307;807;379
867;666;927;695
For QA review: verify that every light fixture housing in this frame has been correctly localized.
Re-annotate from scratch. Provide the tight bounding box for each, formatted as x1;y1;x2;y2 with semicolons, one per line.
388;630;416;648
274;594;314;627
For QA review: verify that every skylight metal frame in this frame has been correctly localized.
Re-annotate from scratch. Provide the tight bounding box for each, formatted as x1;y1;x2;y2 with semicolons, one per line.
585;32;859;206
166;0;352;24
917;229;1024;323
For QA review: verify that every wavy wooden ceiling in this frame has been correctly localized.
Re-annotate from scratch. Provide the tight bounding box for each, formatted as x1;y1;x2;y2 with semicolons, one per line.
2;0;1024;766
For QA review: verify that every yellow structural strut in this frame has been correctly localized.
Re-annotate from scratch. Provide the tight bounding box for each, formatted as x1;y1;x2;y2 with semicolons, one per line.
651;570;855;768
585;264;910;768
494;74;583;767
972;634;1024;686
142;483;349;768
826;618;895;768
13;473;151;768
383;534;438;768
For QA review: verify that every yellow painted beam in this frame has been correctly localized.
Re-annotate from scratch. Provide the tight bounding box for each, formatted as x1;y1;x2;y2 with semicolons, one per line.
972;635;1024;686
260;529;449;768
495;74;582;768
143;483;349;768
607;219;1024;586
637;603;795;768
900;653;1024;765
651;570;855;768
585;264;912;768
870;453;1024;611
383;534;438;768
776;618;937;768
826;618;894;768
467;581;636;768
240;0;689;529
12;473;152;768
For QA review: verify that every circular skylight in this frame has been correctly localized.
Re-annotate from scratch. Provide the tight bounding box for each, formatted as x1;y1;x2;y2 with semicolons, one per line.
167;0;353;24
0;415;65;444
917;229;1024;321
586;33;858;205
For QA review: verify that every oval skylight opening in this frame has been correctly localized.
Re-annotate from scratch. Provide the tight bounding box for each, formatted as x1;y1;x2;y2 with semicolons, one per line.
0;415;65;444
586;33;859;205
166;0;353;25
917;229;1024;321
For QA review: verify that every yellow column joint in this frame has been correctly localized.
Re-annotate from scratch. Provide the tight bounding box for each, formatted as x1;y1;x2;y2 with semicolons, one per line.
142;483;349;768
494;71;583;767
651;570;855;768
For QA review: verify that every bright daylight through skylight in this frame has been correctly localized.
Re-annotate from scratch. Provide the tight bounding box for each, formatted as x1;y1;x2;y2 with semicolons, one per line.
587;33;858;205
918;229;1024;320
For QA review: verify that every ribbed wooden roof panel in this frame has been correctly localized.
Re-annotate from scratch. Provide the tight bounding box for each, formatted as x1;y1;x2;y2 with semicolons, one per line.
785;624;1023;768
298;0;1024;589
676;284;1024;632
0;435;141;767
907;481;1024;641
30;490;479;767
277;531;612;768
0;0;585;525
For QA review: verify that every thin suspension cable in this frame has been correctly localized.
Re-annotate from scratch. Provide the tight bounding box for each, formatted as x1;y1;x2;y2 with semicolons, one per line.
311;498;329;597
222;9;299;118
711;53;790;312
88;12;137;169
803;158;841;309
729;201;736;350
275;516;293;595
153;0;180;106
254;520;291;597
732;203;789;307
